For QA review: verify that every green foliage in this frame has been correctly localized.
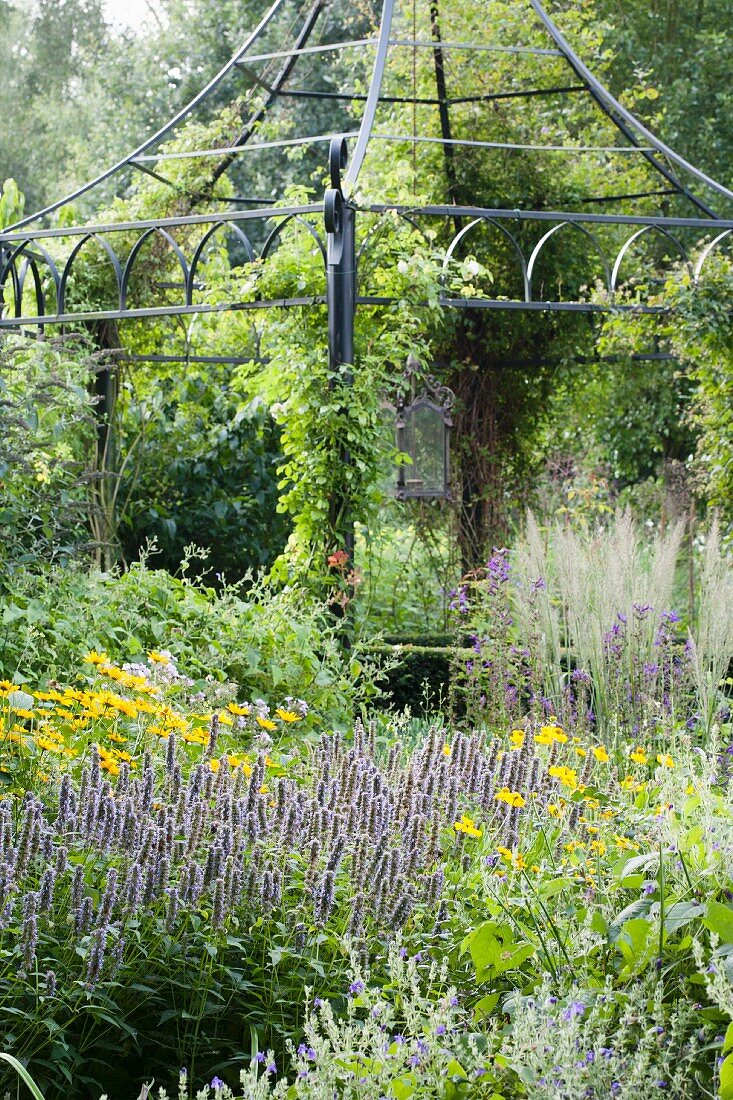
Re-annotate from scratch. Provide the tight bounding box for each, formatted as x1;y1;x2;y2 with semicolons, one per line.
117;369;288;580
0;336;97;578
0;558;379;726
0;177;24;228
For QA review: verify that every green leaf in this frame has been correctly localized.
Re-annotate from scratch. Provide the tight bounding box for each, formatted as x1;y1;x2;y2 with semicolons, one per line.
664;901;705;935
720;1052;733;1100
706;902;733;944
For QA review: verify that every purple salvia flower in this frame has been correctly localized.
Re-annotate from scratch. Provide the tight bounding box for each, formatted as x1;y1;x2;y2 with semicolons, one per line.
38;867;55;913
85;925;107;989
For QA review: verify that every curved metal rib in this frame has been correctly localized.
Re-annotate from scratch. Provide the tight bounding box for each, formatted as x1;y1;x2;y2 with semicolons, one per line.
527;221;611;297
187;221;256;304
1;240;61;318
261;214;326;262
694;229;733;280
343;0;396;190
58;233;124;314
4;0;291;232
530;0;733;216
443;216;529;301
611;224;693;292
120;228;190;310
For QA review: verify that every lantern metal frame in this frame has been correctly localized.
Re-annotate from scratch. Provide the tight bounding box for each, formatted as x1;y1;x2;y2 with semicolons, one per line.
394;357;454;500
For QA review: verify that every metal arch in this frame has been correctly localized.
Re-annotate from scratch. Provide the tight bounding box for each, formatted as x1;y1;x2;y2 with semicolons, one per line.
530;0;733;216
260;213;327;262
611;223;694;293
354;210;433;297
1;240;61;318
442;216;530;301
4;0;292;232
58;233;124;314
187;221;256;304
694;229;733;281
527;221;612;298
0;250;22;314
343;0;396;191
15;255;47;319
120;227;190;310
355;209;432;267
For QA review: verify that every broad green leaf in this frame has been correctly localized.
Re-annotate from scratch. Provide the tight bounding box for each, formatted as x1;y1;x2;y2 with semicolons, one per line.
706;902;733;944
720;1052;733;1100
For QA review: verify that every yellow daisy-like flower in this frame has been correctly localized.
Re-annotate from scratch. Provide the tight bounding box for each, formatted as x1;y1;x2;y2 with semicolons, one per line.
256;716;277;732
83;650;109;665
592;745;610;763
209;759;221;773
536;725;568;745
34;736;63;753
227;703;250;717
442;744;452;757
548;764;578;790
182;730;207;746
108;732;127;744
454;814;482;838
629;746;647;765
656;753;674;768
510;729;525;748
11;708;35;720
147;651;171;665
494;787;526;808
547;803;563;817
275;709;302;723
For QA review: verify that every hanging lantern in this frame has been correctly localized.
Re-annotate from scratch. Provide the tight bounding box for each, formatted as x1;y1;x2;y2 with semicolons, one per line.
395;353;454;500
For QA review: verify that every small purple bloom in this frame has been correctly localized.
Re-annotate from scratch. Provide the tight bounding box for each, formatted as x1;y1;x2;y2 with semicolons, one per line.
349;980;365;996
562;1000;586;1022
210;1077;224;1091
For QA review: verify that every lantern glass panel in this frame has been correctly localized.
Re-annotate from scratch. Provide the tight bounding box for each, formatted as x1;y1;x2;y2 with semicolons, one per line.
403;400;445;495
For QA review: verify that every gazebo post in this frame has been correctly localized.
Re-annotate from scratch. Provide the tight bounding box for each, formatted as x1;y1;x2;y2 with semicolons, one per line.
324;136;356;565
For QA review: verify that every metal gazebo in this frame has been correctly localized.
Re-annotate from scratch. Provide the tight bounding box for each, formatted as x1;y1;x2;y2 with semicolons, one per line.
2;0;732;552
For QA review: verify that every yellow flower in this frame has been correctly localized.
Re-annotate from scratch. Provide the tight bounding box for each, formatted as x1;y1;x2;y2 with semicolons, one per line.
592;745;610;763
548;764;578;790
83;650;109;665
656;753;674;768
275;709;302;723
34;736;63;753
12;708;35;720
209;759;221;773
547;803;563;817
494;787;526;808
182;730;207;746
536;725;568;745
442;744;451;757
510;729;525;748
454;814;482;838
256;716;277;732
227;703;250;717
629;746;647;765
147;651;171;665
108;732;127;743
574;746;587;758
